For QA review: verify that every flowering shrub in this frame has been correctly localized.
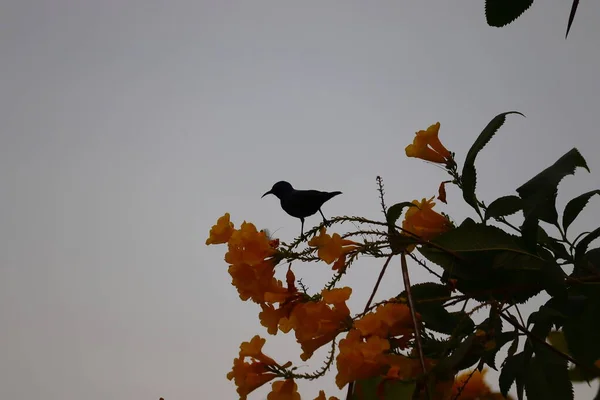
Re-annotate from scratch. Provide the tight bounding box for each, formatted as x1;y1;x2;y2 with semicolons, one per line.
207;113;600;400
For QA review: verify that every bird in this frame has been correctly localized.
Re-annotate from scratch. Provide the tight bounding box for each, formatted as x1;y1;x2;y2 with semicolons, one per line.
261;181;342;239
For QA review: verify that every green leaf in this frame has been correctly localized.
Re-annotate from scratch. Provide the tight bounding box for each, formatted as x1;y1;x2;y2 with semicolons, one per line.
538;226;571;261
505;336;519;362
499;351;526;397
574;227;600;263
525;356;573;400
485;0;534;27
517;148;589;226
483;331;516;370
398;283;462;335
386;202;416;225
462;112;524;217
563;190;600;232
563;285;600;366
352;376;415;400
436;334;482;373
419;219;547;303
485;195;523;220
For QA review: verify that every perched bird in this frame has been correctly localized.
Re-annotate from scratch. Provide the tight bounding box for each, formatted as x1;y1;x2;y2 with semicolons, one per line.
261;181;342;239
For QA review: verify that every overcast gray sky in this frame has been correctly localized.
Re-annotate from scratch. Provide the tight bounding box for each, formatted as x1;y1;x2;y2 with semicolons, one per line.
1;1;599;399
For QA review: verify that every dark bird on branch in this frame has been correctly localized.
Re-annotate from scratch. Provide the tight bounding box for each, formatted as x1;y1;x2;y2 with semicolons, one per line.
261;181;342;239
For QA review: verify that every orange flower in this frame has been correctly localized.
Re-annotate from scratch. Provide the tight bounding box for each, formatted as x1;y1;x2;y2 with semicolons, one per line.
308;228;358;265
335;329;390;388
402;197;453;241
227;357;277;400
405;122;452;163
282;287;352;361
451;369;497;399
206;213;235;245
267;379;300;400
315;390;340;400
239;335;277;365
355;302;415;340
228;260;288;303
227;336;283;399
226;222;277;266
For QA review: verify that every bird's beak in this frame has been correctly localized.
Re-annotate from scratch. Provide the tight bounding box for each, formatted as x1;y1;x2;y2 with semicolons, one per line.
261;190;272;198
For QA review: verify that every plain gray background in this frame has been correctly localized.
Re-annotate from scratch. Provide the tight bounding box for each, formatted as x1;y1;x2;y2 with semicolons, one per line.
1;1;598;399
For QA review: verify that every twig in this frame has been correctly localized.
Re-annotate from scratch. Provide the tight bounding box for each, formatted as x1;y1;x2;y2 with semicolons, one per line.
401;252;430;400
408;253;443;279
364;254;394;311
345;255;394;400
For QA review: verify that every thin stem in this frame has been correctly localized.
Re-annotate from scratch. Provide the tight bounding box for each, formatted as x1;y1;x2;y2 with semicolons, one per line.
408;253;443;279
346;254;394;400
365;255;394;311
401;252;430;400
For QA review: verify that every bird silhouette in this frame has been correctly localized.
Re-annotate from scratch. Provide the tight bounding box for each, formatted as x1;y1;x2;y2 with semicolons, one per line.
261;181;342;239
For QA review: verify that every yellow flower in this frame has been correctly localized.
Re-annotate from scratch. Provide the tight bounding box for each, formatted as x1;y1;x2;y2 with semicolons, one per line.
225;221;276;266
227;357;277;400
402;197;453;241
205;213;234;245
239;335;277;366
308;227;358;265
405;122;451;163
451;368;513;399
228;336;284;399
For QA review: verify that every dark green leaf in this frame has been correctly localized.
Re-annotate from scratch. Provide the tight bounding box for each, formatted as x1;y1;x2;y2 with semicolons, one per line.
386;202;416;225
462;112;524;217
564;286;600;366
563;190;600;232
566;0;580;38
525;356;573;400
574;227;600;263
352;375;416;400
505;336;519;362
397;283;458;335
483;331;516;370
499;351;525;397
485;0;534;27
398;282;450;301
517;148;589;226
538;226;571;261
485;195;523;220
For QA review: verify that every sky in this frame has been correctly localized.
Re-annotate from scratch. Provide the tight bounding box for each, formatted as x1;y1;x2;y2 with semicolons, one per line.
1;1;599;399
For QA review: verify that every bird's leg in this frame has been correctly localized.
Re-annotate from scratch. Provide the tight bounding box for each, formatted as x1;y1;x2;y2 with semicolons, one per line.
319;209;331;227
300;218;305;240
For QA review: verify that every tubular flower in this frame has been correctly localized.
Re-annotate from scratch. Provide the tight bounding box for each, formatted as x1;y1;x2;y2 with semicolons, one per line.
405;122;452;164
206;213;235;245
355;301;416;340
239;335;277;365
402;197;453;241
259;270;304;335
335;329;390;388
267;379;301;400
281;287;352;361
226;221;277;266
308;227;359;265
227;336;282;400
228;260;288;303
